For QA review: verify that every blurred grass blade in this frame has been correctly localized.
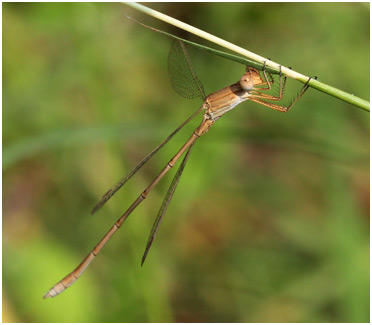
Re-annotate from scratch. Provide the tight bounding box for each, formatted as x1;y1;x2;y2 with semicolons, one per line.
3;125;368;170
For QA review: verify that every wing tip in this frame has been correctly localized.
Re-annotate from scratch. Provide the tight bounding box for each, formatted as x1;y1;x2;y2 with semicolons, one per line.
91;204;100;215
141;243;154;267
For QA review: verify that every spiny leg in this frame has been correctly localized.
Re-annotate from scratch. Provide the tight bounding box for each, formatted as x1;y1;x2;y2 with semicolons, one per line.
249;75;314;113
260;64;287;98
260;60;275;90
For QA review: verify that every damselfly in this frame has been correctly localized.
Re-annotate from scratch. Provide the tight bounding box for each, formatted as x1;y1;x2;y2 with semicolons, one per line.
44;40;311;298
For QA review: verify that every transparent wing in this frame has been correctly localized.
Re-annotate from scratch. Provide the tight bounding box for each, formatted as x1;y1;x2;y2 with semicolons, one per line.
141;141;196;265
168;40;206;100
91;106;203;215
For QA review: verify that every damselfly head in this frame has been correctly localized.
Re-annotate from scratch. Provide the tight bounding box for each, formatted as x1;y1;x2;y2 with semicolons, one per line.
239;67;262;91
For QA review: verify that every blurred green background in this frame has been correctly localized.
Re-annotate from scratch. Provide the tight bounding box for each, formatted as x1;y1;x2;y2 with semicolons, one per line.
3;3;369;322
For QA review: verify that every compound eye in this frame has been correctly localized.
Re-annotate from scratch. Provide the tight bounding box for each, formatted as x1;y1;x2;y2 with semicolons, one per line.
239;75;254;91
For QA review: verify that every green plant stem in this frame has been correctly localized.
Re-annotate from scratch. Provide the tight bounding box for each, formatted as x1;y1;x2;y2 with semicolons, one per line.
123;2;369;112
